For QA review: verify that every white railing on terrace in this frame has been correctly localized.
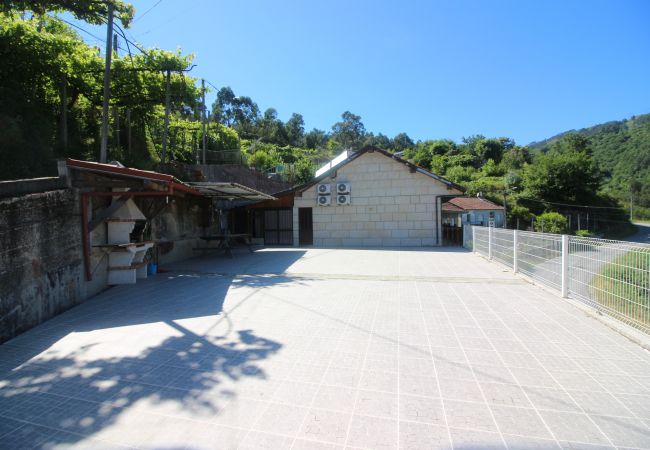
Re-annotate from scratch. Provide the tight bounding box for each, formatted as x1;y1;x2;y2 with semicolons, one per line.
466;226;650;334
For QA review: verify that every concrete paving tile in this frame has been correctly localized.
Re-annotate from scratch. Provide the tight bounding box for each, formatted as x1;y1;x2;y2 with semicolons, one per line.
490;405;553;439
568;391;636;417
312;385;357;413
434;361;474;382
557;441;615;450
538;411;612;446
399;373;441;398
359;369;398;393
239;430;293;449
182;423;245;450
588;414;650;448
291;438;343;450
510;367;560;388
502;434;561;449
480;382;533;408
346;414;398;449
271;380;319;407
444;399;499;432
253;402;308;436
439;377;485;403
616;394;650;419
471;364;517;385
398;421;451;450
321;366;360;388
522;386;582;412
399;394;446;425
448;427;506;449
212;398;268;429
354;390;398;419
298;408;351;445
287;363;327;384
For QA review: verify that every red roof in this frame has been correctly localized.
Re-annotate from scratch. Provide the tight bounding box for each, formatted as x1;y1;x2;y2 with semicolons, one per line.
442;196;504;212
65;159;202;195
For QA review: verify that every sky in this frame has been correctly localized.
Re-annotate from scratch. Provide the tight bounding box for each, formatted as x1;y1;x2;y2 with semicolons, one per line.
69;0;650;145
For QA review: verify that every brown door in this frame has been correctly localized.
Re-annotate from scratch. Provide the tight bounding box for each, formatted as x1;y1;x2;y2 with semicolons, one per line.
299;208;313;245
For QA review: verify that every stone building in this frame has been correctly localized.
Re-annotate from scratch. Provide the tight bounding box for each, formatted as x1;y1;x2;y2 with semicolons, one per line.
246;146;465;247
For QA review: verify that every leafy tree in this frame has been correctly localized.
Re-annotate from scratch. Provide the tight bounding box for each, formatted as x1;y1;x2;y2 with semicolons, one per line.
304;128;328;149
331;111;365;150
475;138;504;164
2;0;135;27
391;132;414;152
285;113;304;147
211;87;236;126
363;132;391;150
534;211;568;234
522;135;601;204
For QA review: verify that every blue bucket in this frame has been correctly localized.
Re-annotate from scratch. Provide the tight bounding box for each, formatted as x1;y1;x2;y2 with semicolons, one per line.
147;263;157;275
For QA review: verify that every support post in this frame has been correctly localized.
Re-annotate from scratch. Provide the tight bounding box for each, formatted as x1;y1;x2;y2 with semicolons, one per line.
513;230;518;273
100;2;114;163
488;225;493;260
472;225;476;253
162;69;171;164
561;234;569;298
201;78;207;164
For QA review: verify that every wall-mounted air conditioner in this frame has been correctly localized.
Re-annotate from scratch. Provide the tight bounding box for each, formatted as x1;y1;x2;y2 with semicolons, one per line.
317;195;331;206
317;183;331;195
336;182;351;194
336;194;351;205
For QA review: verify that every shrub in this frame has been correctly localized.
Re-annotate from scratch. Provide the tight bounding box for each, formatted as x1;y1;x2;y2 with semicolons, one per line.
534;212;568;234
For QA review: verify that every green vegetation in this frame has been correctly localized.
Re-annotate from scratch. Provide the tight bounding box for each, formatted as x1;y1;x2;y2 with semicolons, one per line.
530;113;650;221
592;248;650;332
534;212;568;234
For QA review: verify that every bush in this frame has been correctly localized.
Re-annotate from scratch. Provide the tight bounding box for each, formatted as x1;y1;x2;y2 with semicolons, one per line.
574;229;593;237
534;212;568;234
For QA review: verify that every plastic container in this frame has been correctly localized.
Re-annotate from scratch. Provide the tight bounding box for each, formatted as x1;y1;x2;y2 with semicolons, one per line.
147;263;157;275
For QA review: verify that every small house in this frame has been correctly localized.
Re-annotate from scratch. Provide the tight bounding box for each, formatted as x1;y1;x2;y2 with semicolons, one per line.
441;196;505;228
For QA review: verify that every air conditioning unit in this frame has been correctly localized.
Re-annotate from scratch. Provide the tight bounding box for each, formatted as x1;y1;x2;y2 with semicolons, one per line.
336;182;351;194
317;183;331;195
336;194;351;205
317;195;331;206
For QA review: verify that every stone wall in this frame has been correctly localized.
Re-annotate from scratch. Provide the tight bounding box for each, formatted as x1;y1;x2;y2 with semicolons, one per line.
0;188;210;344
0;189;103;343
293;152;463;247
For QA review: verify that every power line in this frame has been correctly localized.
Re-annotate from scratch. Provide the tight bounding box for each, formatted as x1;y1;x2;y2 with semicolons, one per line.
516;196;624;210
132;0;164;23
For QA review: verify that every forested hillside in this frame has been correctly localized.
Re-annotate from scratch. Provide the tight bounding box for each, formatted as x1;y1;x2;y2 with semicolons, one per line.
529;113;650;218
0;1;642;234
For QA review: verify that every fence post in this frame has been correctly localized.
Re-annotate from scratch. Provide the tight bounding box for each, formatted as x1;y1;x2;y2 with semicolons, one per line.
561;234;569;298
488;226;493;260
513;230;518;273
472;226;476;253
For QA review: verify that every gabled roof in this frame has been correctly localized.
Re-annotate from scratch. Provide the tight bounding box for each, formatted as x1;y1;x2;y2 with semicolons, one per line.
293;146;466;194
442;196;504;212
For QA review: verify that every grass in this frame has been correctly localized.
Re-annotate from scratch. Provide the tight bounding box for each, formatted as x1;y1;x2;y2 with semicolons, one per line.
591;248;650;332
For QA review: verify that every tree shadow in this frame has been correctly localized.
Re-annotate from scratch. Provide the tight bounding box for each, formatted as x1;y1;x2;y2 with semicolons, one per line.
0;250;308;448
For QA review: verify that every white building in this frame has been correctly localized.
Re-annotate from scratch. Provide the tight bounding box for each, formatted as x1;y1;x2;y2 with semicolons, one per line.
286;147;465;247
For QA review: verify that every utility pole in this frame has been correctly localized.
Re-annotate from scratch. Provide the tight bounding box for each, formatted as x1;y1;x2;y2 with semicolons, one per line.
60;73;68;151
100;2;114;163
162;69;171;164
201;79;207;164
126;108;132;157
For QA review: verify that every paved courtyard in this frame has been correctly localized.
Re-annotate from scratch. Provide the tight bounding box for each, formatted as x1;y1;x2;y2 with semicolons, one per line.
1;247;650;450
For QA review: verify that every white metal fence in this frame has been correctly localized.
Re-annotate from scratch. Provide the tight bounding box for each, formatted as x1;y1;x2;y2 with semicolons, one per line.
467;226;650;334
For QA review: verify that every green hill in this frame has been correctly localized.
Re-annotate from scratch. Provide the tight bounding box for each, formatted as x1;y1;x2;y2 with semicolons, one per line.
529;113;650;215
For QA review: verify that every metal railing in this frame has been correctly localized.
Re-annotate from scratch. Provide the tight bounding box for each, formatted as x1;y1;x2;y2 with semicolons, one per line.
468;226;650;334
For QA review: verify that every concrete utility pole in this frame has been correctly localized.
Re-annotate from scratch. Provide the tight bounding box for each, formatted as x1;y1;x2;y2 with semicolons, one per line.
100;2;114;163
60;74;68;151
201;79;207;164
161;69;171;164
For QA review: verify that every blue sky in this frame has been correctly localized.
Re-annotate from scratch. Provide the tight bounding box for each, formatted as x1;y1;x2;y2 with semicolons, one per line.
69;0;650;145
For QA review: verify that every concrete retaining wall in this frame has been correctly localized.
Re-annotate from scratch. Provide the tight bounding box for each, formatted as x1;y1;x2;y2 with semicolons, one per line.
0;188;209;344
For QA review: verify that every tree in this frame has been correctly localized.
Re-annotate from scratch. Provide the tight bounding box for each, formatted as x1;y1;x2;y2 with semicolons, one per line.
363;132;391;150
285;113;304;147
211;87;236;126
331;111;365;150
391;132;414;152
522;135;602;205
304;128;328;149
2;0;135;27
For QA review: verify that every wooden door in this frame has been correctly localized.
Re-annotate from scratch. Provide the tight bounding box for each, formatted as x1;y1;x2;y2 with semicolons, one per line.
298;207;313;245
